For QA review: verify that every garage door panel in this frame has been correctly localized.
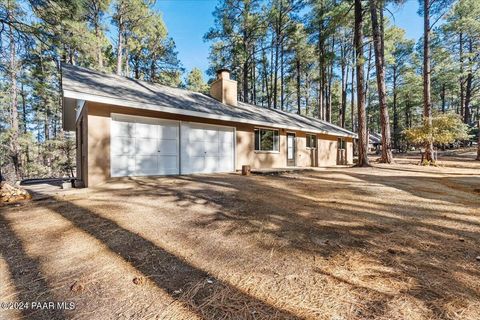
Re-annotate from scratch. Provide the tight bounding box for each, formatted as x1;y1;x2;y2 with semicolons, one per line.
204;128;218;139
187;157;205;173
158;139;178;155
112;120;134;138
158;155;178;173
111;115;179;177
135;138;158;155
219;142;233;156
204;141;219;155
204;156;218;172
135;155;159;175
185;143;205;157
111;155;135;177
218;129;233;144
136;122;158;139
112;137;136;155
159;125;178;140
180;123;234;174
187;127;205;142
217;156;233;172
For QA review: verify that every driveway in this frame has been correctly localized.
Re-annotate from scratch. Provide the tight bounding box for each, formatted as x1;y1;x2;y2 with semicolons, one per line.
1;163;479;319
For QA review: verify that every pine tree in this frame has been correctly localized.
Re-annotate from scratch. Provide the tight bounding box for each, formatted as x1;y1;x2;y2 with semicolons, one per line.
186;68;208;93
354;0;369;166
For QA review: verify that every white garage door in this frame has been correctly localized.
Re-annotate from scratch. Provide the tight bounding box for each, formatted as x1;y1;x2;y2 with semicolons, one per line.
111;114;179;177
181;122;235;174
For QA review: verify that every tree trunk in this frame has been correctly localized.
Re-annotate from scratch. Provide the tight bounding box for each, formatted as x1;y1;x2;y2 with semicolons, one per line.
150;59;156;82
134;55;140;79
370;0;392;163
464;38;473;125
318;4;325;120
21;83;27;134
280;38;285;110
355;0;369;167
273;22;280;108
94;13;103;69
393;66;398;151
263;48;271;108
477;119;480;160
423;0;434;162
116;17;123;75
124;34;130;77
351;39;355;132
340;44;346;127
252;45;257;104
269;37;275;108
305;72;311;115
296;58;301;115
341;59;348;128
441;83;446;113
365;42;373;113
326;36;334;123
243;59;249;103
8;3;21;180
459;32;464;121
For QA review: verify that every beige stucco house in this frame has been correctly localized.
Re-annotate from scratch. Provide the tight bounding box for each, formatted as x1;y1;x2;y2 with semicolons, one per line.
62;64;355;187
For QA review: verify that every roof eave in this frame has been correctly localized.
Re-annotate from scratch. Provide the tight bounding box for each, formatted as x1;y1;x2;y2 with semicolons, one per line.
63;89;356;138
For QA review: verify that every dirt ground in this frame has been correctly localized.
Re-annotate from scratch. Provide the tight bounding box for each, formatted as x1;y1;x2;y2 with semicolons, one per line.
1;151;479;320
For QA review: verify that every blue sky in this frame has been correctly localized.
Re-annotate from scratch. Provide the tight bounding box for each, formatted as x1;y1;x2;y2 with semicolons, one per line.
156;0;424;77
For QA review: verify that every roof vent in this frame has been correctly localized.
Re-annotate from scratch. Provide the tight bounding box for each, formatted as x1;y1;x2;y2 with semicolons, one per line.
210;68;237;107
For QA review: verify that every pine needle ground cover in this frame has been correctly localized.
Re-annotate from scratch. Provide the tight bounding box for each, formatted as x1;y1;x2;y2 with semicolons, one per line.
1;151;479;320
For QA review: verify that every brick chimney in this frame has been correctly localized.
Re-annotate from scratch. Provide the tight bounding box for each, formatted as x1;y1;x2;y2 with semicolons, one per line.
210;69;237;107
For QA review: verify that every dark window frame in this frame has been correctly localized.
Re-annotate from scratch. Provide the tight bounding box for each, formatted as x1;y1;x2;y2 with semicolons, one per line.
306;134;317;149
338;138;346;149
254;128;280;152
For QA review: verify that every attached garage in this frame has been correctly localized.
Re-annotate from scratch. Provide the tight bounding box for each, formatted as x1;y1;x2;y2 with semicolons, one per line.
110;114;235;177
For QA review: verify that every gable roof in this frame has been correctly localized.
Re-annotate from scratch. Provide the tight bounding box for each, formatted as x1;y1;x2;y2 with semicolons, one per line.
62;64;356;138
369;132;382;145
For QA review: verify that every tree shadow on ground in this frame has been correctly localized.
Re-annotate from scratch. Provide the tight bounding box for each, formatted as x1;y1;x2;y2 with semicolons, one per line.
0;214;66;320
3;168;479;319
48;199;300;320
122;171;480;319
298;169;479;206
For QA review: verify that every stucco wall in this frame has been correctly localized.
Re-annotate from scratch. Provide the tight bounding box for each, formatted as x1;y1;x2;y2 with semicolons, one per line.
346;140;353;164
87;105;110;187
236;126;287;169
82;102;353;186
317;134;338;166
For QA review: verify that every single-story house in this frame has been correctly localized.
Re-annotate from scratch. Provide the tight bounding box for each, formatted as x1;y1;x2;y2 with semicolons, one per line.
62;64;356;187
368;132;382;154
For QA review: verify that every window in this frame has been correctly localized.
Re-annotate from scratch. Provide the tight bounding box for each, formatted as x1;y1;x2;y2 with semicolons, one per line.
306;134;317;148
254;128;279;152
338;138;346;149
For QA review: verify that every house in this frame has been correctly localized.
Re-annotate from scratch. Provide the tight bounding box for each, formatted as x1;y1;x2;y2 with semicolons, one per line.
368;132;382;154
62;64;356;187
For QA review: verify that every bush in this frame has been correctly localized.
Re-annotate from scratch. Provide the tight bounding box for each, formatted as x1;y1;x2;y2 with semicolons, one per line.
404;113;470;148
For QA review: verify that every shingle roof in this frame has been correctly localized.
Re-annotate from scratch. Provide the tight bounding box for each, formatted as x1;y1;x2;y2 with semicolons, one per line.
62;63;356;137
369;133;382;144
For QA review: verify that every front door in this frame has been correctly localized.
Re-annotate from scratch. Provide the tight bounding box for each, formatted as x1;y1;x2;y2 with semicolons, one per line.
287;133;296;166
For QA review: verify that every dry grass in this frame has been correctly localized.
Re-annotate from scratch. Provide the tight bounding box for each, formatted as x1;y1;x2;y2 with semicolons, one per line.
1;151;479;319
